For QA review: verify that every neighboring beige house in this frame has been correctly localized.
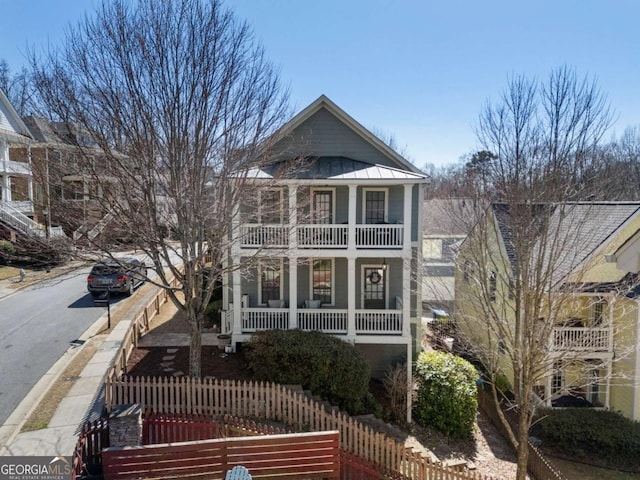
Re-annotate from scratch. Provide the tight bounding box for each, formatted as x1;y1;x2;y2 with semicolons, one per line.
422;198;479;312
222;96;428;409
454;202;640;420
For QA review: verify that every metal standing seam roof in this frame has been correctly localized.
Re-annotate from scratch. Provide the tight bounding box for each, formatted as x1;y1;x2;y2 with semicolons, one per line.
246;156;428;181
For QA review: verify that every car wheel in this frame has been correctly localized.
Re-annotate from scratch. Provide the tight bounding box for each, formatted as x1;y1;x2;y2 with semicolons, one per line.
127;280;135;296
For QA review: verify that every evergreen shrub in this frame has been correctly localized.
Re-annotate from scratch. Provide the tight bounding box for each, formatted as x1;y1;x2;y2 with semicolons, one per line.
414;350;478;438
245;329;374;415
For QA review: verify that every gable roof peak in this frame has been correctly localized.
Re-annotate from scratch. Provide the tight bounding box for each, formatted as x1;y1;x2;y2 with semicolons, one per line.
274;94;424;175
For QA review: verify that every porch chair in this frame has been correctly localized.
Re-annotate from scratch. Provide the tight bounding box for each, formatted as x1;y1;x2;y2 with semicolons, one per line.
226;465;252;480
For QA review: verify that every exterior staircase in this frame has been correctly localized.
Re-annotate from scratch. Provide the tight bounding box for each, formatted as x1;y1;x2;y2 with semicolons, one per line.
73;211;113;241
0;201;65;238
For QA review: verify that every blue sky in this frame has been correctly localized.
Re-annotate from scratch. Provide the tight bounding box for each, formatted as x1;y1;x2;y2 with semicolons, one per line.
1;0;639;169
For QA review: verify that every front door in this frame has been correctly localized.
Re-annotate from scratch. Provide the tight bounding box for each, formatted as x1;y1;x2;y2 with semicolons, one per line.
363;266;386;309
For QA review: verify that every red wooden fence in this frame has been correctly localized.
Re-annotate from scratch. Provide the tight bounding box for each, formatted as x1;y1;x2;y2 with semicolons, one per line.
102;430;340;480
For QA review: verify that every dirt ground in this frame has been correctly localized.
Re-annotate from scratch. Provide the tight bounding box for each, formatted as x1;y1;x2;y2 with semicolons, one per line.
124;302;524;479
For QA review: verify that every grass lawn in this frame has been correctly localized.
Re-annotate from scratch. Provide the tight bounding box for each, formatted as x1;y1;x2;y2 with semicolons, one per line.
0;265;28;281
551;457;640;480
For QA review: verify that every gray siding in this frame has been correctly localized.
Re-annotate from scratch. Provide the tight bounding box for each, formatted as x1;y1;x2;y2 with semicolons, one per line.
356;344;407;379
273;108;400;168
412;185;420;242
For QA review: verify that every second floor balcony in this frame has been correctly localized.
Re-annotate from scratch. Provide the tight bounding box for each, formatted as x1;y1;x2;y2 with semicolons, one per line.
551;326;611;353
239;223;406;250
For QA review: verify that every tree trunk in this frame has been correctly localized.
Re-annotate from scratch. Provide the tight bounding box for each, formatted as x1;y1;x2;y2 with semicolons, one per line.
515;408;530;480
189;322;202;378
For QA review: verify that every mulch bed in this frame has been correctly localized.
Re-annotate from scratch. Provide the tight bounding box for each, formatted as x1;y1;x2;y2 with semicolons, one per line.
126;346;254;381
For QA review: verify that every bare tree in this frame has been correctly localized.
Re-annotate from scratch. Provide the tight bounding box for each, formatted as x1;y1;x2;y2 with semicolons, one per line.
0;59;37;116
30;0;289;378
452;67;636;480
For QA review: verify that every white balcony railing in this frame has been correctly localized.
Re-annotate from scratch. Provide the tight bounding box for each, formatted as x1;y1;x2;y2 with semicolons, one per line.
241;308;289;332
355;225;404;248
298;309;348;333
239;308;403;335
239;224;289;248
297;224;348;248
356;310;403;334
0;159;31;175
551;327;611;352
239;223;404;249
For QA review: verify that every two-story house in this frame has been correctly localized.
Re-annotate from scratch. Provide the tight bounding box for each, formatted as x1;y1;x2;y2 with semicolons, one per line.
0;88;40;240
222;96;428;388
422;198;481;313
454;202;640;420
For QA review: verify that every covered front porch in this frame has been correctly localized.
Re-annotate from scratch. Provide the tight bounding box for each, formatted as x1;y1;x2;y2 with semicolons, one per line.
226;255;412;341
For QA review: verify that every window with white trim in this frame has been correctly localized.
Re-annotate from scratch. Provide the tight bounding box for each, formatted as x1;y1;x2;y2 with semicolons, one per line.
311;258;334;305
259;189;283;224
259;260;282;305
311;188;334;224
363;188;388;224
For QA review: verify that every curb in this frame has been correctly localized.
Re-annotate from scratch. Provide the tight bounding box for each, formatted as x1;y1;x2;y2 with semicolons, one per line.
0;306;109;453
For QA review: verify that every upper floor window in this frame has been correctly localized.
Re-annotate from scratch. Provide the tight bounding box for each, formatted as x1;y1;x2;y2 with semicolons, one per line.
592;298;607;326
311;188;334;224
62;180;85;201
489;271;497;302
259;188;283;224
363;188;388;224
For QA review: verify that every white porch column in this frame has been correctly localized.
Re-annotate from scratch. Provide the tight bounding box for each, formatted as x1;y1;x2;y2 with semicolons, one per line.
231;192;242;336
2;174;10;202
347;257;356;336
403;184;412;251
406;342;413;424
27;146;33;203
348;184;357;250
288;184;297;249
402;253;411;337
605;361;611;410
232;263;242;336
289;257;298;329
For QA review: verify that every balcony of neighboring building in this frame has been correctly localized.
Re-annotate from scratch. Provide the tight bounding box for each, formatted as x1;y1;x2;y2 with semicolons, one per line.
549;297;613;357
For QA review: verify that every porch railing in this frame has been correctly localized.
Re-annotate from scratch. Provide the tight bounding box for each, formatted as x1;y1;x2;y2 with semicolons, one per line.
239;308;403;335
551;327;611;351
298;309;348;333
356;310;403;334
355;224;403;248
239;223;404;249
0;159;31;175
239;224;289;248
297;224;348;248
241;308;289;331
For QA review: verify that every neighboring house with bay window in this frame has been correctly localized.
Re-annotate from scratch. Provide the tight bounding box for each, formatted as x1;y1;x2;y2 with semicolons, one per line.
222;96;428;403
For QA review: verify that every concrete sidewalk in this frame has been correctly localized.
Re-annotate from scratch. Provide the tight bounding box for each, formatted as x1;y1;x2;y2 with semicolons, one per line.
0;282;162;457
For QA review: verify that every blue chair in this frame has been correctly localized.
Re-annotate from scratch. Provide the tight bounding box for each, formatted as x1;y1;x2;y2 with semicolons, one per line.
225;465;252;480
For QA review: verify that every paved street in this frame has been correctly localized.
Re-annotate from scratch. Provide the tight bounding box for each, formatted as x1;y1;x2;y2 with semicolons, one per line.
0;267;110;425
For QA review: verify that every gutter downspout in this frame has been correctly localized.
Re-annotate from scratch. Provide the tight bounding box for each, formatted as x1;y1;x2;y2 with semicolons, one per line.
634;301;640;421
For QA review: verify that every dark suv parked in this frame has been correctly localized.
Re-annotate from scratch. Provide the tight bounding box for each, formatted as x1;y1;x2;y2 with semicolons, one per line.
87;257;147;298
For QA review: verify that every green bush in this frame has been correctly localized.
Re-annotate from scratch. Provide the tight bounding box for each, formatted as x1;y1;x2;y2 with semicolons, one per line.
0;240;16;256
533;408;640;469
245;329;374;415
205;299;222;329
414;350;478;439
